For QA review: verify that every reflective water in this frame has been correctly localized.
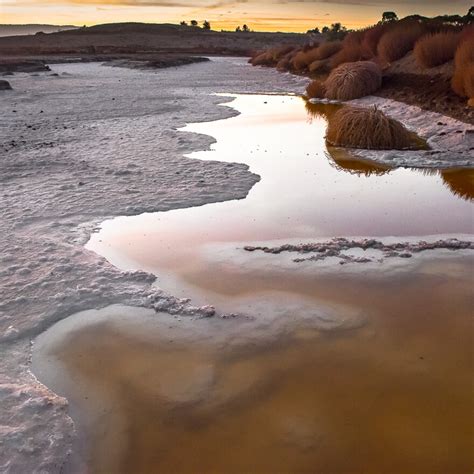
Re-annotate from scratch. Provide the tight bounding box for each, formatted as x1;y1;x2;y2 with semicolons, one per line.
86;95;473;311
33;94;473;474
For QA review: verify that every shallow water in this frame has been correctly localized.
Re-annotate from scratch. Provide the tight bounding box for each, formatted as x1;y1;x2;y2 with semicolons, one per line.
86;94;473;310
33;94;474;473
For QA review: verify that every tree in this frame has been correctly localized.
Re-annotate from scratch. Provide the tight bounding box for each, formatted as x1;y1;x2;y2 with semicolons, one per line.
382;11;398;23
320;22;347;40
235;26;241;32
190;20;198;26
203;20;211;30
180;20;187;26
307;27;320;34
242;24;250;32
468;6;474;19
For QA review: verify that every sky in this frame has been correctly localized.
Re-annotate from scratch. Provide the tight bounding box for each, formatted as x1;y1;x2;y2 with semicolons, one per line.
1;0;471;32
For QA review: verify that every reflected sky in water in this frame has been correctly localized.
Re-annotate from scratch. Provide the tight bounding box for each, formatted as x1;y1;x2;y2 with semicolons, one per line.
87;94;473;305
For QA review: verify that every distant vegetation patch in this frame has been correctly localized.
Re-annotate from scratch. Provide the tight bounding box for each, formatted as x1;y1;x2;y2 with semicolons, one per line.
414;31;461;68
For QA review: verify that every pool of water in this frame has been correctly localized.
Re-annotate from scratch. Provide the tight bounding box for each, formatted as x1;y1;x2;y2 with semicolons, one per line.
33;94;473;473
86;94;473;311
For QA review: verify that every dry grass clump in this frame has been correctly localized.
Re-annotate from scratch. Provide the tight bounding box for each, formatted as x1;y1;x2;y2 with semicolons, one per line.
250;45;296;67
306;80;326;99
250;51;271;66
451;32;474;99
308;59;331;74
315;41;342;60
291;46;321;71
326;106;417;150
329;42;371;69
414;31;461;68
377;21;427;63
269;45;296;62
361;23;392;56
325;61;382;100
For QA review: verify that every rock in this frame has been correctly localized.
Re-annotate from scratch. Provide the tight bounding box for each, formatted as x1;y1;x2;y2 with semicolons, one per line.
0;80;12;90
0;60;50;74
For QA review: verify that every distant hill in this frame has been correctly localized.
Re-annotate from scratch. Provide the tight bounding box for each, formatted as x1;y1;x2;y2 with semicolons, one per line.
0;24;78;37
0;22;309;57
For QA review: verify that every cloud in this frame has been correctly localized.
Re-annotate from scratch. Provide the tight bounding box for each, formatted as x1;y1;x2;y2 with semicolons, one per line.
7;0;246;7
276;0;467;5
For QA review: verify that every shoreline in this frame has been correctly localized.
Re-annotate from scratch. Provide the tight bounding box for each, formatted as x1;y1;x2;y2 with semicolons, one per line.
0;58;307;473
1;58;472;472
308;95;474;169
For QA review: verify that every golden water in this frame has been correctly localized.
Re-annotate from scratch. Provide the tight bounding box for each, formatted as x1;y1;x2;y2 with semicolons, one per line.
33;95;473;473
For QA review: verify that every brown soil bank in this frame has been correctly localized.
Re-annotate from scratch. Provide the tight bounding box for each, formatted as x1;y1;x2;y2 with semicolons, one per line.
0;22;308;57
376;72;474;124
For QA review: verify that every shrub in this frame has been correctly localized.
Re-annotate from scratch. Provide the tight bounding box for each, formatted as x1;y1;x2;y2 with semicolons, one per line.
276;56;291;71
325;61;382;100
451;36;474;97
464;64;474;98
326;106;417;150
291;46;321;71
269;45;295;62
414;31;461;68
329;42;371;68
250;46;297;67
361;23;392;56
377;20;427;62
315;41;342;60
250;52;271;66
308;59;331;74
306;80;326;99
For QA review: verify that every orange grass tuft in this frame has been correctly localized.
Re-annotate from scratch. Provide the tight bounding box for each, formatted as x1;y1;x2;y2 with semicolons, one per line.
315;41;342;60
451;35;474;98
325;61;382;101
305;80;326;99
377;21;427;63
291;46;321;71
361;23;392;56
308;59;331;74
329;42;371;69
326;106;417;150
414;31;461;68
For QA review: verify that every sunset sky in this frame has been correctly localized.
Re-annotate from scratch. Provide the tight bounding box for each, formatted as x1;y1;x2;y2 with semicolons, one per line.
1;0;471;32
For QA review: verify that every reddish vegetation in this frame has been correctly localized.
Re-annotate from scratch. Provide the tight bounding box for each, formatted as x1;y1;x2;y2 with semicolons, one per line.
308;59;331;74
329;43;366;69
377;21;427;63
414;31;461;68
291;46;321;71
249;17;473;118
361;23;391;56
314;41;342;60
326;106;417;150
325;61;382;100
451;33;474;100
305;80;326;99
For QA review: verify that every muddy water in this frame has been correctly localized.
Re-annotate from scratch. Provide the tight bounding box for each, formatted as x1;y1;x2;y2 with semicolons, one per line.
33;95;473;473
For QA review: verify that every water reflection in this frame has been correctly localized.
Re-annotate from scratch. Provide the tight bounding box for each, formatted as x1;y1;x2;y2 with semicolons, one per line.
34;93;473;474
304;99;339;122
326;147;392;176
87;94;473;310
442;168;474;201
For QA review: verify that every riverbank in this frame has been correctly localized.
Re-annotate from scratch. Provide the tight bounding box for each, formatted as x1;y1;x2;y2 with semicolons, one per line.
0;58;307;473
1;57;472;473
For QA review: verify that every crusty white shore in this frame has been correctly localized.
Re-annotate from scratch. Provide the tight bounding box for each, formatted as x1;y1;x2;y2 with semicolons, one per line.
0;57;307;473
